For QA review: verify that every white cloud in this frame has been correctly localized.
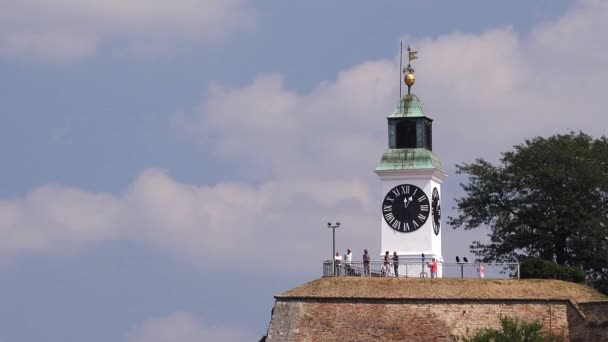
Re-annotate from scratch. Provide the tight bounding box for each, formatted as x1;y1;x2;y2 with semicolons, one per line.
0;0;254;62
124;169;374;266
124;312;257;342
195;60;396;180
0;169;374;269
0;184;124;257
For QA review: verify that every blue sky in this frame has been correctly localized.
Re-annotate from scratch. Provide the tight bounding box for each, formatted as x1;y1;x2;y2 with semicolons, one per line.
0;0;606;340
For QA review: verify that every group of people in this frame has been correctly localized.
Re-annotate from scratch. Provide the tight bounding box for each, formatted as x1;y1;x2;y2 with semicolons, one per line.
333;249;353;276
333;249;438;278
381;251;438;278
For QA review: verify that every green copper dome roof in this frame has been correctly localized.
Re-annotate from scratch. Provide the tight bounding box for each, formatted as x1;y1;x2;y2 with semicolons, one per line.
376;92;444;172
375;148;445;172
388;94;427;118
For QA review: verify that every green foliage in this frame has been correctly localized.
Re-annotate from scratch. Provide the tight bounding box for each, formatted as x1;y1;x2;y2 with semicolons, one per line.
520;258;585;283
462;316;562;342
520;259;560;279
449;131;608;287
560;265;586;283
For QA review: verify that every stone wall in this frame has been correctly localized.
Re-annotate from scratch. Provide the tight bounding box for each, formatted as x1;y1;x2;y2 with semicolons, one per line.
579;301;608;322
266;298;577;342
570;301;608;341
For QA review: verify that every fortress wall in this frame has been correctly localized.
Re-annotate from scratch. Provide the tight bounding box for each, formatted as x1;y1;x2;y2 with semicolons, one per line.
570;301;608;341
578;301;608;322
266;298;573;342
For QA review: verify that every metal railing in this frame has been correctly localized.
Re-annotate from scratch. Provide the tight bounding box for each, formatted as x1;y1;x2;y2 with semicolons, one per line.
323;260;520;279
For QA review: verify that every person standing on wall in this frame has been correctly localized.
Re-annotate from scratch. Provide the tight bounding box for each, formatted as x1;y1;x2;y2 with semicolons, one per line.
392;251;399;277
344;248;353;275
334;252;343;276
363;249;370;276
427;258;438;278
384;251;391;276
478;263;485;279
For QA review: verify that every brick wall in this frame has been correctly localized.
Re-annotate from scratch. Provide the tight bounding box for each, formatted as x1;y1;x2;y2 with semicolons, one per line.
267;298;580;342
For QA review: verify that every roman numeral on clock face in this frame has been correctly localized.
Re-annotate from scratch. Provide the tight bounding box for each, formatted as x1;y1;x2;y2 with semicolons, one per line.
418;195;427;202
384;212;395;223
420;204;429;212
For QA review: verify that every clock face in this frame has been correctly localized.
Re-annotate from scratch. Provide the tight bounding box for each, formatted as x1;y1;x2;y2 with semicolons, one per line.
432;187;441;235
382;184;430;233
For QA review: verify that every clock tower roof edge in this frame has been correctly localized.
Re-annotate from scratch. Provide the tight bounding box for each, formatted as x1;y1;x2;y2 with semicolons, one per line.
375;148;446;173
388;93;430;119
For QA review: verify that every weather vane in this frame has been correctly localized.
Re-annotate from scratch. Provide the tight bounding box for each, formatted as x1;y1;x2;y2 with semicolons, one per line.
399;42;418;97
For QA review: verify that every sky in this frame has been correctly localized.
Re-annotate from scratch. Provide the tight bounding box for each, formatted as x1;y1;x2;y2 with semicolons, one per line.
0;0;606;340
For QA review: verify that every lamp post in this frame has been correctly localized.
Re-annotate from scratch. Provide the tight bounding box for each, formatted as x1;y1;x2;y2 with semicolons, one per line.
604;237;608;268
327;222;341;260
456;256;464;279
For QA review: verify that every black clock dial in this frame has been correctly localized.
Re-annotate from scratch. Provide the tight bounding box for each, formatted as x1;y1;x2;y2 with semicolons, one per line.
432;187;441;235
382;184;430;233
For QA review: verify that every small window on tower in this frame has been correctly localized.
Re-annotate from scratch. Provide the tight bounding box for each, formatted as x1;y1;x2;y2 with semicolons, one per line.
388;121;397;148
395;120;416;148
425;121;432;151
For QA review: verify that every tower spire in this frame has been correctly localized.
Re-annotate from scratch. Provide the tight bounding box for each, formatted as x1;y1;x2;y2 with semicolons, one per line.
403;45;418;94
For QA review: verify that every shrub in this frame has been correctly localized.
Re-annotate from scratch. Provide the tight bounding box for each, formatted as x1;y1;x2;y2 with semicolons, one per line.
558;265;585;283
462;316;563;342
520;259;560;279
520;258;584;283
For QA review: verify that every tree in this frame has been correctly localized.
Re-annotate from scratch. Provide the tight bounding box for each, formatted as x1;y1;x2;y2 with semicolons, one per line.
461;316;563;342
449;132;608;284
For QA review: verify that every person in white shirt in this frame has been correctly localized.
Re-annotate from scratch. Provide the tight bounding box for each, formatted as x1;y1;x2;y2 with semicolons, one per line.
344;248;353;275
334;252;343;276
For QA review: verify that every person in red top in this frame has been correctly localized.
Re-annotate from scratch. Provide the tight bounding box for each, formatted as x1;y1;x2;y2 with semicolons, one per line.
427;258;438;278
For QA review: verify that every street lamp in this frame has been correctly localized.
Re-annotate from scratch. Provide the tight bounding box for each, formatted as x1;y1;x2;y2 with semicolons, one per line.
456;256;464;279
327;222;341;260
604;237;608;268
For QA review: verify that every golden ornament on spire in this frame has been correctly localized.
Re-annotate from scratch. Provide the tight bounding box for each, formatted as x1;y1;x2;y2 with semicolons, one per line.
404;72;415;87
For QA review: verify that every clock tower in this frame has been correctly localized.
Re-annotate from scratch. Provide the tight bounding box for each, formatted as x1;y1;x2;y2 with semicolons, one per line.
374;46;447;274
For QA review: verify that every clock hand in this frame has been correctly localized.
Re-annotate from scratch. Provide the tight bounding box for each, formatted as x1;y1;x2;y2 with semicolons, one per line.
404;196;413;208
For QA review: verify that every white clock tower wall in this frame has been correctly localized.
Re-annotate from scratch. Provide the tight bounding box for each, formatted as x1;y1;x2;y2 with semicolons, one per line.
377;169;445;262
